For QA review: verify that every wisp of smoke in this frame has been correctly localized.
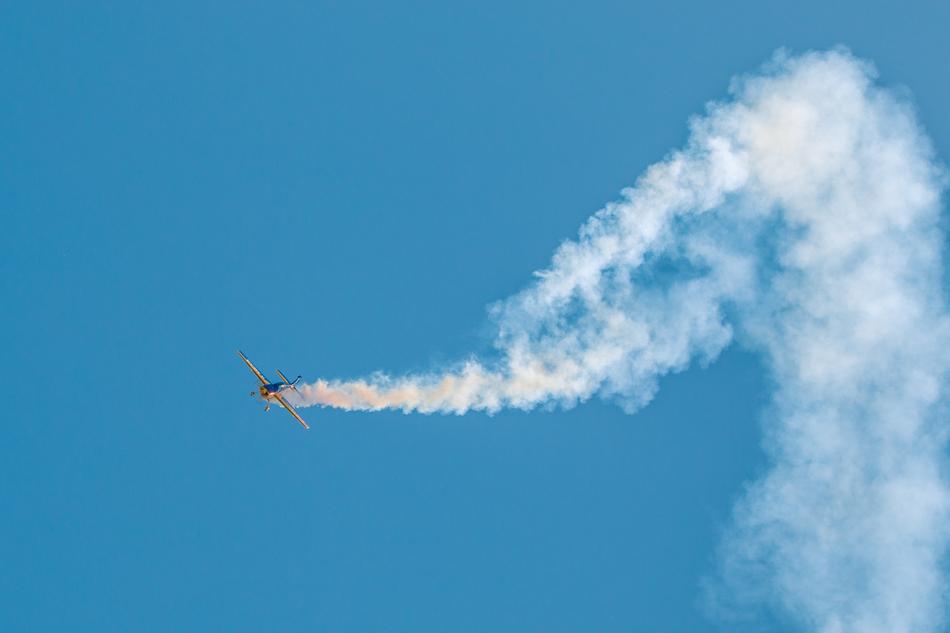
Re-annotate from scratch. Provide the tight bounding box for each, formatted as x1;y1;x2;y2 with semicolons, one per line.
294;49;950;631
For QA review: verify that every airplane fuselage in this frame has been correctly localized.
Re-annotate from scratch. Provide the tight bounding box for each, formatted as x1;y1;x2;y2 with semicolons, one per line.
259;383;292;398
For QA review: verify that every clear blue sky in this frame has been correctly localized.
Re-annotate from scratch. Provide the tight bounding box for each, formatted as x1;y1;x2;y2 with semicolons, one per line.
3;2;948;631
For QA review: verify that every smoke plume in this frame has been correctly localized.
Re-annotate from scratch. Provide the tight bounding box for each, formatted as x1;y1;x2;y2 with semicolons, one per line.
295;49;950;631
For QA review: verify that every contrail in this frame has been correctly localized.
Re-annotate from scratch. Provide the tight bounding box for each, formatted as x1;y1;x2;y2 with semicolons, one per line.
295;49;950;630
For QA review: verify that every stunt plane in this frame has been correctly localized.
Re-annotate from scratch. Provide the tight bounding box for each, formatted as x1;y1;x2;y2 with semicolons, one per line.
237;350;310;429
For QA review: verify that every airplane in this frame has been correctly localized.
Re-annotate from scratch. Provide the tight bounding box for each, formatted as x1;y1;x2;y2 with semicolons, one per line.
237;350;310;429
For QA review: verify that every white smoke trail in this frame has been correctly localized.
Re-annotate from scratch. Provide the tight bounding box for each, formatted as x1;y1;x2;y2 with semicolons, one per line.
295;49;950;630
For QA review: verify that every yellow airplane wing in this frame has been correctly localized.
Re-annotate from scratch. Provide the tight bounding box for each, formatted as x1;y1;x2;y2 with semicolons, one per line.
274;393;310;430
237;350;268;385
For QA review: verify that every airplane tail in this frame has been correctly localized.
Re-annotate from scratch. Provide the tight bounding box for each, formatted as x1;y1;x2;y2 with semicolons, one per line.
276;369;303;396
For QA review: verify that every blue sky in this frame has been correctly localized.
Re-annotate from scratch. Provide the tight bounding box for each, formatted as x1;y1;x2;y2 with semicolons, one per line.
3;2;949;631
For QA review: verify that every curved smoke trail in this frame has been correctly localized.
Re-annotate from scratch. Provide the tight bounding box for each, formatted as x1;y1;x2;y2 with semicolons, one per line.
295;49;950;631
